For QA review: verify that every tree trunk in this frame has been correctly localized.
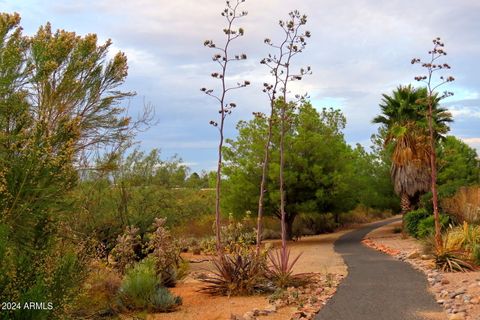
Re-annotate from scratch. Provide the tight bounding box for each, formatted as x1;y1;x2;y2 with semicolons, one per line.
286;215;295;241
400;192;411;236
400;192;411;215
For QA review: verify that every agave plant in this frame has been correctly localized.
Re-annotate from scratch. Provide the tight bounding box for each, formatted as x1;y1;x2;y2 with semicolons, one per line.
266;247;310;288
199;249;268;296
435;231;476;272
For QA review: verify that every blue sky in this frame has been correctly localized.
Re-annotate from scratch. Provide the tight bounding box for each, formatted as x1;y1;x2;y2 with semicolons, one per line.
3;0;480;172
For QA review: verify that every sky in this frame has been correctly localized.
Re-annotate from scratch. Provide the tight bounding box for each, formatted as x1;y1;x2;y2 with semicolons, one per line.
2;0;480;172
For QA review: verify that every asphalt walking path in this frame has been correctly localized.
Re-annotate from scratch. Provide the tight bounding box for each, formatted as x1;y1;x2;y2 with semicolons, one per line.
315;218;445;320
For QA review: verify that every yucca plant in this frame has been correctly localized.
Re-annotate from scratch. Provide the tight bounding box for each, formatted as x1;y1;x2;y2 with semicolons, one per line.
199;249;268;296
435;231;475;272
266;248;310;288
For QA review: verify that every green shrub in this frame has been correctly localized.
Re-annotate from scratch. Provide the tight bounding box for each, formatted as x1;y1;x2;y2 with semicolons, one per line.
473;243;480;266
404;208;431;237
221;212;257;252
294;212;337;236
149;287;183;313
416;214;450;239
262;228;281;240
119;258;159;310
118;258;181;312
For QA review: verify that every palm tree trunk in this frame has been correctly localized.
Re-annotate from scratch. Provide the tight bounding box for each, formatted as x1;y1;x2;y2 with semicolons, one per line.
400;192;411;235
400;192;411;215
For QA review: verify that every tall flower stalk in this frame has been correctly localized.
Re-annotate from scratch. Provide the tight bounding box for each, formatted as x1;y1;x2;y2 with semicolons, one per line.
201;0;250;254
256;10;310;255
412;37;455;251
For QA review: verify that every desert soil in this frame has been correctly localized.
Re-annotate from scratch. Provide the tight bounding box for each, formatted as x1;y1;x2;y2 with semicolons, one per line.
148;229;351;320
365;219;480;320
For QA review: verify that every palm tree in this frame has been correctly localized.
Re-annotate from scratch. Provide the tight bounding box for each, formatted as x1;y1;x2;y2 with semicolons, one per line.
373;85;452;215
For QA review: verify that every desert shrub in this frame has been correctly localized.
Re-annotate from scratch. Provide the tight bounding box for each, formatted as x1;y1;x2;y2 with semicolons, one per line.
340;205;393;225
199;248;269;296
393;227;402;234
148;287;183;313
441;222;480;266
110;226;142;274
222;212;256;252
404;209;431;237
144;218;182;287
200;237;217;255
118;258;181;312
472;244;480;266
71;261;122;318
199;213;256;254
416;214;450;239
294;212;337;236
434;231;475;272
442;186;480;224
0;239;86;320
262;228;282;240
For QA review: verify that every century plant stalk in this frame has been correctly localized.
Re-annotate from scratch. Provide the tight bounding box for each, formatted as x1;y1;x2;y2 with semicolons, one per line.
201;0;250;255
257;11;310;255
412;37;455;251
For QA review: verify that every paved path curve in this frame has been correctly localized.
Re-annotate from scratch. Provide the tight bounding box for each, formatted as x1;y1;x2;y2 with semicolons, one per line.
315;218;445;320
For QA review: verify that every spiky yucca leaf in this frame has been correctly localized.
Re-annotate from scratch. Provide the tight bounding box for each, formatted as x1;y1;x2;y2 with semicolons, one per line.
199;250;267;296
266;248;310;288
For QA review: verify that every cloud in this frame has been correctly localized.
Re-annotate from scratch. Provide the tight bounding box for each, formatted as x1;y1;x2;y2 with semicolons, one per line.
7;0;480;170
460;137;480;154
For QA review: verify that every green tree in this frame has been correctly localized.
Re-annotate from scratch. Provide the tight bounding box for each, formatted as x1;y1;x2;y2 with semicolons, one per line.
437;136;480;197
0;13;144;318
224;103;360;239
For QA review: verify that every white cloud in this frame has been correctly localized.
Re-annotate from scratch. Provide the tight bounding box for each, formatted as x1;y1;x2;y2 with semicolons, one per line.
7;0;480;170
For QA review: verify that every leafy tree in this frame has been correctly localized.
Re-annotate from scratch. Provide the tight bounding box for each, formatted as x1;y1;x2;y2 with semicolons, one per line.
437;136;480;197
224;103;370;239
412;37;455;250
0;13;146;318
201;0;250;254
372;85;451;215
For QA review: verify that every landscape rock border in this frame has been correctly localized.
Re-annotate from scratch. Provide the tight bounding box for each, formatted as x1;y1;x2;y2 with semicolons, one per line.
230;273;345;320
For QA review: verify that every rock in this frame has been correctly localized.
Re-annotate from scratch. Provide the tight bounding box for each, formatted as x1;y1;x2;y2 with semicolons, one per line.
448;312;465;320
242;311;255;320
437;299;445;304
470;298;479;304
264;305;277;313
442;279;451;285
231;315;245;320
407;250;420;259
450;288;467;299
449;312;466;320
421;254;434;260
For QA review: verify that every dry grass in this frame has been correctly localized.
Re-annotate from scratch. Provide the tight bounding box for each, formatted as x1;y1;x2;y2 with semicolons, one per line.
442;186;480;223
